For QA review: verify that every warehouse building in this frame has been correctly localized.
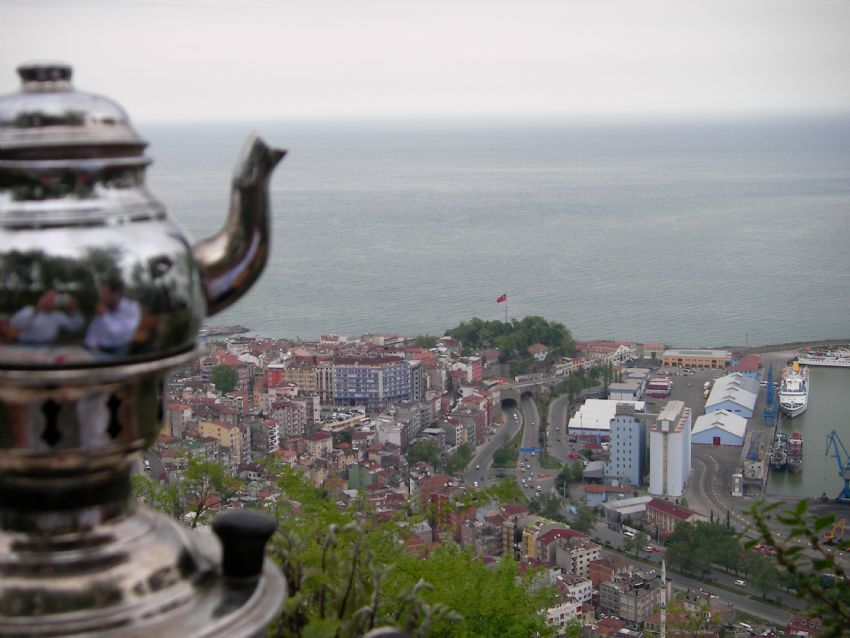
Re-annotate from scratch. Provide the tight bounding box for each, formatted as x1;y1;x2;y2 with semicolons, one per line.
661;348;730;369
691;410;747;446
568;399;646;439
705;373;759;418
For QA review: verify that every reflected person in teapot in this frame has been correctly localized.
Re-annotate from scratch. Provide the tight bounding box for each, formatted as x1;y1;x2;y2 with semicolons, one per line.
6;289;85;345
84;279;142;355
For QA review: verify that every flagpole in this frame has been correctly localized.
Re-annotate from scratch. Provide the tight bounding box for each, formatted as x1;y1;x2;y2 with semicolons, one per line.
504;291;508;324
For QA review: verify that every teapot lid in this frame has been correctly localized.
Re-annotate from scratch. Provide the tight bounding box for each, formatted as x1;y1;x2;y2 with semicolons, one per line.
0;62;146;159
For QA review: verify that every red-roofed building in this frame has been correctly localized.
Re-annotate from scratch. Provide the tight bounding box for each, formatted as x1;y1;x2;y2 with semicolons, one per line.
418;474;453;512
646;498;707;534
786;613;822;637
536;527;588;564
595;617;628;637
729;354;761;375
588;555;632;586
528;343;549;361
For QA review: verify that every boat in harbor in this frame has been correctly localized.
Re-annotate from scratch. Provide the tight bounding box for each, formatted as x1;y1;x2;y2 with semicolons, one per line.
769;433;788;472
779;361;809;418
769;447;787;472
798;348;850;368
787;431;803;474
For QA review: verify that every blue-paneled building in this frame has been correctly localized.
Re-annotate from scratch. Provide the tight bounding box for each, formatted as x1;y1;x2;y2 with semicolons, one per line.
333;356;411;412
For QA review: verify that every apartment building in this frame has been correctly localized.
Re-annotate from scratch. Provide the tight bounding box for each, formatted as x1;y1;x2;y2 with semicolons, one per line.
332;356;411;412
604;402;647;487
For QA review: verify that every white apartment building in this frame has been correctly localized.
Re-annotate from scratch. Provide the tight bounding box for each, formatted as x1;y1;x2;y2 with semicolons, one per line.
649;400;692;497
604;403;646;487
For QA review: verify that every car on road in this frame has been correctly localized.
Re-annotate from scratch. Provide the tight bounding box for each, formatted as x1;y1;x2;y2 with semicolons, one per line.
556;438;561;442
734;579;746;587
473;481;479;489
475;464;480;470
569;451;580;460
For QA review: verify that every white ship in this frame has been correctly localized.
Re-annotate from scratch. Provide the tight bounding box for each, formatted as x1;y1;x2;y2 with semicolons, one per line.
779;361;809;418
797;348;850;368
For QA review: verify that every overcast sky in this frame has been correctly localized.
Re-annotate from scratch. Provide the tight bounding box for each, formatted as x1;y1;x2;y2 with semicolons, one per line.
2;0;850;122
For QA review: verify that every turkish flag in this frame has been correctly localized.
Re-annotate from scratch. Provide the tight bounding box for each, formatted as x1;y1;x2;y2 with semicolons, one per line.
496;294;507;303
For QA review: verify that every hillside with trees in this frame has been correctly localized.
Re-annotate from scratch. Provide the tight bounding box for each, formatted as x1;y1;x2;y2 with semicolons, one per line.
447;316;575;375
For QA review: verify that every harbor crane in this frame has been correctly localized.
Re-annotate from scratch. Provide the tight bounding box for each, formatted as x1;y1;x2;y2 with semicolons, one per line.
825;430;850;503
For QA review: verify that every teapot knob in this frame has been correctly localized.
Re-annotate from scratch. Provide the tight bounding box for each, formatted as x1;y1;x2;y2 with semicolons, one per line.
17;62;73;87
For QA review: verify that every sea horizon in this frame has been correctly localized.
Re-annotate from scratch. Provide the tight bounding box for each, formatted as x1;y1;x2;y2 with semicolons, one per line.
142;115;850;347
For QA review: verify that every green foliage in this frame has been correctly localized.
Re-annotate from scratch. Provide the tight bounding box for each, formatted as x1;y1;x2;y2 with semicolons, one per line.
492;445;517;468
746;500;850;636
484;477;527;505
554;461;584;492
446;316;575;365
407;439;440;468
133;453;244;528
665;520;741;578
390;546;556;638
536;493;566;521
210;363;238;393
749;554;779;601
413;334;438;348
538;451;563;471
443;443;473;475
265;463;553;637
570;505;596;534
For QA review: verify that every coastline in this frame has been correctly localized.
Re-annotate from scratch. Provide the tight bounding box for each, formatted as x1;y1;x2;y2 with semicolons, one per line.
711;338;850;355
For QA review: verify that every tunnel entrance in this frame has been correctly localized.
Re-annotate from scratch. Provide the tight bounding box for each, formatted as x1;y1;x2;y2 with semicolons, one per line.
500;398;517;410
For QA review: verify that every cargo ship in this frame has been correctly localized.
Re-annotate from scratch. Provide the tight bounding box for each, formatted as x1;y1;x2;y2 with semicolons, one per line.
779;361;809;418
769;433;788;472
787;432;803;474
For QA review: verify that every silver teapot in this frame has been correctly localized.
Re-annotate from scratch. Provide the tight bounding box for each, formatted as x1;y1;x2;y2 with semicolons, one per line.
0;63;285;635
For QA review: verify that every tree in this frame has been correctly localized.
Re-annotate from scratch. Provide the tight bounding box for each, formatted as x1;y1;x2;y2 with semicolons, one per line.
571;505;596;534
443;443;473;475
747;499;850;636
554;461;583;493
538;494;566;521
133;454;244;528
635;531;650;556
492;446;516;468
750;554;779;601
210;363;238;393
413;334;438;348
406;439;439;468
622;533;638;556
265;463;555;637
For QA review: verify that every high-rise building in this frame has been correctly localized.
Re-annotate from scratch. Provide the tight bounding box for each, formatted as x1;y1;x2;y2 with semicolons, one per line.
604;403;646;487
332;356;411;412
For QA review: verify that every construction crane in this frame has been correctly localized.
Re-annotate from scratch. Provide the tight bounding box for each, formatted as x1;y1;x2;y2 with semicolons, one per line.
823;518;846;544
825;430;850;503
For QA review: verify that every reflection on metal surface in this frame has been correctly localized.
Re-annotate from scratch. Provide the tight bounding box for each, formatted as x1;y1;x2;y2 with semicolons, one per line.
0;63;286;636
1;63;285;371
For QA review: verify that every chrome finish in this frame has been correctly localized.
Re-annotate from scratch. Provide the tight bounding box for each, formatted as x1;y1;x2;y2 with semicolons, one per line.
0;63;285;636
0;63;285;371
193;136;285;316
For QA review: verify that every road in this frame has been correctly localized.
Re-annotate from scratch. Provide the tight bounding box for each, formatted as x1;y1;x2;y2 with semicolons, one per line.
461;403;522;487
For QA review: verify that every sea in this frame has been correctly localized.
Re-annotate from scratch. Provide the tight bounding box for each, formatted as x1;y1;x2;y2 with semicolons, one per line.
141;116;850;346
767;365;850;500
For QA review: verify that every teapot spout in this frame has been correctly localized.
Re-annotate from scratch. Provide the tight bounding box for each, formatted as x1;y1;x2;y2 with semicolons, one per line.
193;135;285;316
